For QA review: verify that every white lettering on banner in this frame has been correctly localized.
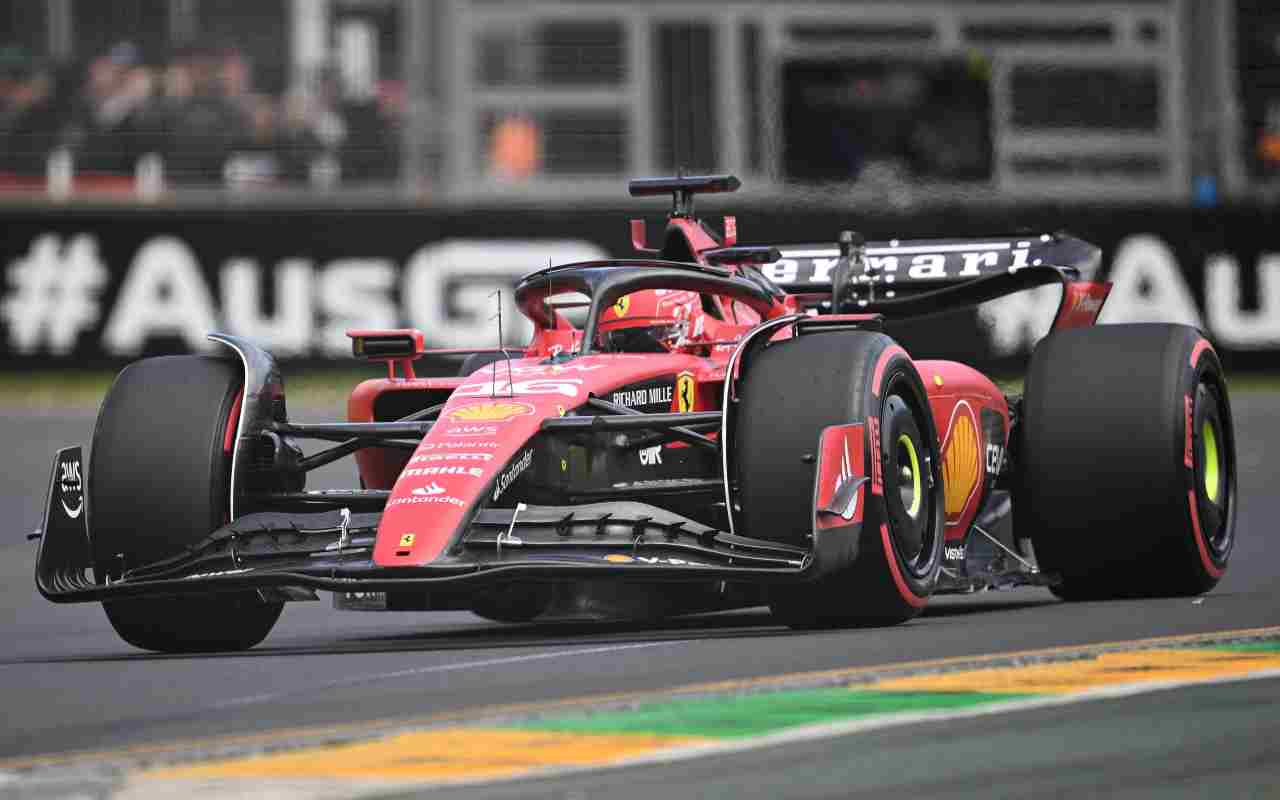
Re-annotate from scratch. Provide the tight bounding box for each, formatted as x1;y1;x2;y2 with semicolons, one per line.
1102;235;1203;328
979;284;1062;356
221;258;314;356
866;255;899;275
102;237;219;354
908;254;947;280
810;257;841;283
455;378;583;398
1206;254;1280;348
762;259;799;284
960;250;999;277
403;239;606;349
1;235;108;355
318;259;398;357
12;231;1280;360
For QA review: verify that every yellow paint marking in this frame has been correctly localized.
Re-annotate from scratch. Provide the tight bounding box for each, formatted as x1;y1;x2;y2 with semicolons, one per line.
141;728;707;783
875;648;1280;694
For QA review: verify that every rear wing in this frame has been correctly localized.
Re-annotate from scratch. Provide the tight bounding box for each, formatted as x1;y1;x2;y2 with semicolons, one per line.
758;233;1101;295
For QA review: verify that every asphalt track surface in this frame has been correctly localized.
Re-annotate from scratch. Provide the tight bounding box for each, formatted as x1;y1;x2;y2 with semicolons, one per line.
2;392;1278;795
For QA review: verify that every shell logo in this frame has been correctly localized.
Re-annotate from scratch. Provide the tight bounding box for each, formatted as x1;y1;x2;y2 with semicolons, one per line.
942;402;981;521
447;401;535;423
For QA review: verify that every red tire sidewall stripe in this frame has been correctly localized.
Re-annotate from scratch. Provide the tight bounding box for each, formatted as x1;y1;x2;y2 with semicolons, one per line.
880;523;927;608
1188;489;1225;578
1189;338;1213;369
1187;337;1225;578
871;346;908;397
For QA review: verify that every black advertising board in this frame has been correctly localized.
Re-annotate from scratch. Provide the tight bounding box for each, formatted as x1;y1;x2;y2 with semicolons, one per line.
1;204;1277;372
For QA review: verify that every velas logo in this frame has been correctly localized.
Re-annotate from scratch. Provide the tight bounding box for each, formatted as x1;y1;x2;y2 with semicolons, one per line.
446;401;534;423
942;401;981;522
409;452;494;463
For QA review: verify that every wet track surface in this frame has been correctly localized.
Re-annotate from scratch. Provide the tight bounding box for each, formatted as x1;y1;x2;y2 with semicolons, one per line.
1;394;1277;794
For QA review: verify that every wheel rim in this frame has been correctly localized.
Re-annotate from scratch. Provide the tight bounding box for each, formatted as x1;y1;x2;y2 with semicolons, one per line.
896;434;922;518
1194;382;1232;560
1202;420;1220;503
882;388;939;578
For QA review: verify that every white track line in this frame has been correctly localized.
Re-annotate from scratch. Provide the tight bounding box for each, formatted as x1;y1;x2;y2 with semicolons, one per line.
214;641;687;709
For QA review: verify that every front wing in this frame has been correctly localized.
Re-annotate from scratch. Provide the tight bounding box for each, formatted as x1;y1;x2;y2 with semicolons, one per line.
36;448;856;604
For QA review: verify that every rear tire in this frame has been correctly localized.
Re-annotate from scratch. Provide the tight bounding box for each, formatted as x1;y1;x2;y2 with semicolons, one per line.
90;355;283;653
1016;324;1235;599
735;332;944;627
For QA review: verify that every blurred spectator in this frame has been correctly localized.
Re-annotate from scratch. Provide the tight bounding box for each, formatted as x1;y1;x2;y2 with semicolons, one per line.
164;44;249;182
0;38;402;191
62;42;156;174
225;93;285;189
1;47;69;177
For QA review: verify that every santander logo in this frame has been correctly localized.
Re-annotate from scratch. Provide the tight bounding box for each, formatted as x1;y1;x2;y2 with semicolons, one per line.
412;482;447;496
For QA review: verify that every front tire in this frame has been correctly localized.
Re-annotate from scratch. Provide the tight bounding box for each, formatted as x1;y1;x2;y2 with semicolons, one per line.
735;332;944;628
1016;324;1235;599
90;355;283;653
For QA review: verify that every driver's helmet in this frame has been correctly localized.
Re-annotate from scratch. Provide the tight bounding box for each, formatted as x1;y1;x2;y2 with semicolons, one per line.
596;291;697;353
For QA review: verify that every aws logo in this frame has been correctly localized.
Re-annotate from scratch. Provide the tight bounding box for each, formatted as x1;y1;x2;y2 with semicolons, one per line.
941;401;981;524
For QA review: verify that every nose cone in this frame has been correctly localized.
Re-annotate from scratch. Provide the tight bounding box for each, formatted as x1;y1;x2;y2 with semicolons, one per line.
373;397;549;566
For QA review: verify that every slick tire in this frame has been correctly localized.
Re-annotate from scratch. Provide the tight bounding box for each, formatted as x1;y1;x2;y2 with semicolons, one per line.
1016;324;1235;600
90;355;283;653
735;332;944;628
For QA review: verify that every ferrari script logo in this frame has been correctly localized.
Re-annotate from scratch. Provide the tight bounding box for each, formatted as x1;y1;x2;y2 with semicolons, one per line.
447;401;535;423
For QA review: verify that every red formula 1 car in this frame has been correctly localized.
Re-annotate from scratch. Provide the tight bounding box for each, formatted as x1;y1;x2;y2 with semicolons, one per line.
34;175;1236;651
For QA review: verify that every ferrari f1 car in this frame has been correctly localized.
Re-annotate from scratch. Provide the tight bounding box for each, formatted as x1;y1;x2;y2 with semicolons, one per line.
34;175;1236;652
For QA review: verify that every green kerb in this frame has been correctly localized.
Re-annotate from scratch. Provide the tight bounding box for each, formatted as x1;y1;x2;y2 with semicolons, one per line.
514;688;1036;740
